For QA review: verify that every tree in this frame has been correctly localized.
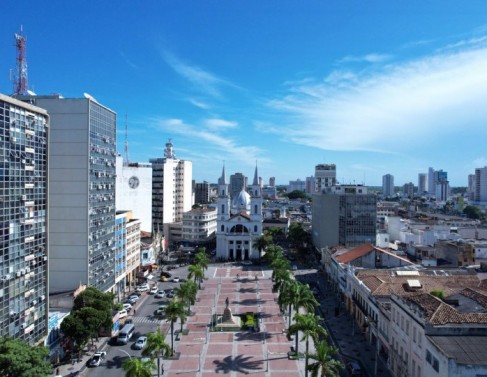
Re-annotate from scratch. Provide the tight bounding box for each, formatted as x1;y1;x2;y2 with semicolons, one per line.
307;339;343;377
253;234;272;257
272;267;292;293
463;205;483;219
193;250;209;274
288;313;327;377
60;313;91;354
176;281;198;315
0;336;52;377
263;244;284;263
164;300;185;355
278;279;299;327
288;222;310;249
122;357;156;377
285;190;310;200
73;286;114;313
76;306;108;344
142;328;171;377
292;283;319;317
188;264;205;288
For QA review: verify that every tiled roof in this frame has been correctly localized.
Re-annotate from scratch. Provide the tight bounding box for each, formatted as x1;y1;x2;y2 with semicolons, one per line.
335;243;375;263
356;270;484;298
428;336;487;365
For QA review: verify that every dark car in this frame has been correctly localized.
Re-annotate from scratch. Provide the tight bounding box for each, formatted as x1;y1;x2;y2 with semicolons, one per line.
88;352;106;367
347;361;363;376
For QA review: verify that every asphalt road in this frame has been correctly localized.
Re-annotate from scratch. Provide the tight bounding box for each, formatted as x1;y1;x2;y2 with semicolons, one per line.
84;264;191;377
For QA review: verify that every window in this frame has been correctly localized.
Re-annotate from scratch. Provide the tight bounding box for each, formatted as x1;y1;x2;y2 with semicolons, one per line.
413;327;416;343
426;350;432;364
254;225;257;232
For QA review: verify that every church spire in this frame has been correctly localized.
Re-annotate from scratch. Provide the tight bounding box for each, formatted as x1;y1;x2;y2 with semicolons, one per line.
252;161;259;186
218;161;226;185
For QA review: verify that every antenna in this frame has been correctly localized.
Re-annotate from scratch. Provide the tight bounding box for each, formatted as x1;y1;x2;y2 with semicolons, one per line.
124;113;129;166
13;26;28;96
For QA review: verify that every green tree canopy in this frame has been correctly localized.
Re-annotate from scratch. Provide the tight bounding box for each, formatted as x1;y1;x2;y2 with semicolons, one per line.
0;337;52;377
285;190;310;200
307;339;343;377
73;286;114;312
122;357;155;377
60;313;91;351
463;205;483;219
142;328;171;377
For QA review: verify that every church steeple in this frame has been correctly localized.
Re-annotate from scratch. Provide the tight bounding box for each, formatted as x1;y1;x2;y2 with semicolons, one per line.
252;161;259;186
218;162;226;185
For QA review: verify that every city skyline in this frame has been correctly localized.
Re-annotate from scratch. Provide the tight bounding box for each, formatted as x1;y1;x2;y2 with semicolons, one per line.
1;1;487;186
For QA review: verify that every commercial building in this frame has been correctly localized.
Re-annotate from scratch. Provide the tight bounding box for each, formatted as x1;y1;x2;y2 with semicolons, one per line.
382;174;394;197
288;179;306;192
194;181;211;205
475;166;487;203
312;185;377;249
315;163;336;192
417;173;427;194
22;95;117;295
0;94;49;344
115;156;152;232
402;182;415;198
181;207;217;246
150;140;192;233
229;172;248;200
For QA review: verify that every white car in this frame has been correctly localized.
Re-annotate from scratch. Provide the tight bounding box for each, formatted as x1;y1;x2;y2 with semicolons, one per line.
88;351;106;367
172;276;180;283
122;303;132;311
128;294;140;302
149;286;158;294
133;336;147;350
155;290;166;298
136;283;149;292
118;309;128;319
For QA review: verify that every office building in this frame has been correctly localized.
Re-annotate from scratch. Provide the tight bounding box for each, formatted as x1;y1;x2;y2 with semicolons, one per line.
115;156;152;232
418;173;427;194
288;179;306;192
382;174;394;197
23;95;117;294
182;207;217;245
229;172;248;200
194;181;211;204
475;167;487;203
150;140;192;233
312;185;377;248
269;177;275;187
428;167;435;195
315;164;336;192
0;94;49;344
403;182;415;198
305;176;315;194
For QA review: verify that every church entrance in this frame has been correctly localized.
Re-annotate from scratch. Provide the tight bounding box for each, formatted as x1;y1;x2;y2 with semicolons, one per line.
244;249;249;260
229;249;234;260
236;248;242;260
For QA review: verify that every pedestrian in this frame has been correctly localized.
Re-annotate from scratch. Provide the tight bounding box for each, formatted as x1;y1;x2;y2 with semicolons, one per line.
56;367;60;375
134;309;136;315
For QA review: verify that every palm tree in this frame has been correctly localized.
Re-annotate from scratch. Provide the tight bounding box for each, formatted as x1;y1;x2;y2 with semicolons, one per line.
293;282;319;317
141;328;171;377
188;263;205;288
193;250;209;274
263;244;283;263
176;281;198;315
270;254;291;272
272;267;292;293
288;313;327;377
307;340;343;377
278;279;299;327
165;300;185;355
122;357;156;377
253;234;272;258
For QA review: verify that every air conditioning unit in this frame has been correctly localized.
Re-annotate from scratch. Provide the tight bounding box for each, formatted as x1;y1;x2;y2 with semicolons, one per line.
21;322;27;329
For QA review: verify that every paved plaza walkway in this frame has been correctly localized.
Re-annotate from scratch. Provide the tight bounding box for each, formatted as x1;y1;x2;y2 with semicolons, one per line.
164;264;304;377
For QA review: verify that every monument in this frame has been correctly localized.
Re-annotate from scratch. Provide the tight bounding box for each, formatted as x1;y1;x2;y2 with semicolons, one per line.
214;296;241;330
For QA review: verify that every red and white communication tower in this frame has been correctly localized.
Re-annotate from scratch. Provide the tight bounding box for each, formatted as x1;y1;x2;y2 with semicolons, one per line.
13;26;28;96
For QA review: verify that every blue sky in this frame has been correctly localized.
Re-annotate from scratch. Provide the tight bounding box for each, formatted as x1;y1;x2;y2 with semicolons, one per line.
1;1;487;187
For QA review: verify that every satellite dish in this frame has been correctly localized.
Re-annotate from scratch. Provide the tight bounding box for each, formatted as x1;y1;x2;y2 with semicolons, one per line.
83;92;98;102
26;90;37;96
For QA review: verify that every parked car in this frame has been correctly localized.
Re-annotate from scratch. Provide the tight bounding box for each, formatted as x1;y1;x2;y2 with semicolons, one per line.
160;271;172;278
88;351;106;367
172;276;180;283
155;290;166;298
118;309;128;319
160;275;169;282
155;305;167;316
133;336;148;350
347;362;363;376
122;303;132;311
167;289;175;298
129;294;140;301
125;297;137;305
149;286;158;294
136;283;149;292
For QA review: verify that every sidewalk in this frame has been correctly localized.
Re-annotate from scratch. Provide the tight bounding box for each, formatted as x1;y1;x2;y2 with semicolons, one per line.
52;337;109;377
314;271;392;377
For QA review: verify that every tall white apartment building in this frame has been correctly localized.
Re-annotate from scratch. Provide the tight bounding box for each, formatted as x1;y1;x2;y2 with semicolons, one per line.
427;167;435;195
315;164;336;192
0;94;49;344
182;207;217;245
115;155;152;232
150;140;192;233
475;167;487;203
23;95;117;294
382;174;395;197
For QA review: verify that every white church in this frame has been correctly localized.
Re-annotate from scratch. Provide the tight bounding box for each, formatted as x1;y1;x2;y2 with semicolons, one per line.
216;165;263;261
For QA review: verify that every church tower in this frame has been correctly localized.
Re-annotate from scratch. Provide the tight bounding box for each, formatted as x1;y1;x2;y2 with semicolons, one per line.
217;164;230;221
249;164;263;227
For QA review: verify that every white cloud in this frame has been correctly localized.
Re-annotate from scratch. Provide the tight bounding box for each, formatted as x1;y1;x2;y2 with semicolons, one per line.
204;118;237;130
338;53;391;64
189;98;210;110
162;51;234;98
153;118;267;167
267;38;487;155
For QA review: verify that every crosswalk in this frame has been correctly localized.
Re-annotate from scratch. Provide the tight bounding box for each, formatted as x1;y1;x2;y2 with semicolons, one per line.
130;315;164;325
